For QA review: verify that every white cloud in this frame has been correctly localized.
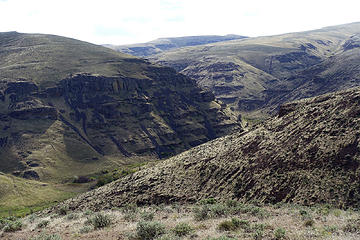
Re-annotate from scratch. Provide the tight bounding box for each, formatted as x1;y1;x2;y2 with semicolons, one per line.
0;0;359;45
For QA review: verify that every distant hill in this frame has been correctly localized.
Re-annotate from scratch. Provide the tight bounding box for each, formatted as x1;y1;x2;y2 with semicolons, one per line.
61;87;360;210
150;22;360;118
0;31;240;214
104;34;247;57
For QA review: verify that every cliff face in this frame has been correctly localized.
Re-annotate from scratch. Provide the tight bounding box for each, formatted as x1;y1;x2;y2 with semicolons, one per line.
60;87;360;210
0;32;240;182
56;68;239;157
0;69;240;181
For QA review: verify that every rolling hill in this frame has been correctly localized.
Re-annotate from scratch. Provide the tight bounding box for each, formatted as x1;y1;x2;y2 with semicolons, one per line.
149;22;360;117
104;34;247;57
61;87;360;211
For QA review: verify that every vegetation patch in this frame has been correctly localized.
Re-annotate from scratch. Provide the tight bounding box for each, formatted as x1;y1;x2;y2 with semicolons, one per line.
136;221;166;240
0;217;22;232
172;222;194;236
86;212;112;229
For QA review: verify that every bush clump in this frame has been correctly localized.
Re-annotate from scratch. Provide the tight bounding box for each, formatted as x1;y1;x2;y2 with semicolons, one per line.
58;205;69;215
199;198;217;205
194;200;268;221
172;222;193;236
193;203;229;221
136;221;166;240
66;213;79;220
37;220;50;229
304;219;315;227
141;211;155;221
87;213;112;229
218;218;248;232
274;227;286;239
1;218;22;232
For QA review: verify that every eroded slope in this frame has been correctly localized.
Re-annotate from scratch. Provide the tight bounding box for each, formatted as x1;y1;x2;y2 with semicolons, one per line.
62;87;360;210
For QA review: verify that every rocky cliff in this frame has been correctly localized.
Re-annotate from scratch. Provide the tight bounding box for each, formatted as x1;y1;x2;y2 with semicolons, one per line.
0;32;240;182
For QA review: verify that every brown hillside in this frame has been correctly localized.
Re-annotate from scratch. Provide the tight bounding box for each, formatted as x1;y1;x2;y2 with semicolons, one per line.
61;87;360;211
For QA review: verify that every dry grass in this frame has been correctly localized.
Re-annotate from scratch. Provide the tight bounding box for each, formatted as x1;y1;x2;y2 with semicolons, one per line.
1;202;360;240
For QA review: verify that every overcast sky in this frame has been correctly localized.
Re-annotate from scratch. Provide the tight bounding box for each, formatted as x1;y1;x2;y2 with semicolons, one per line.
0;0;359;45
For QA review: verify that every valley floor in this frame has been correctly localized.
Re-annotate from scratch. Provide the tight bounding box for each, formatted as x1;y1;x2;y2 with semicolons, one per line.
1;201;360;240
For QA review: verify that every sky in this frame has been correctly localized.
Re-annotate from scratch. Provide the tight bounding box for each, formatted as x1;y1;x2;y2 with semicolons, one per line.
0;0;359;45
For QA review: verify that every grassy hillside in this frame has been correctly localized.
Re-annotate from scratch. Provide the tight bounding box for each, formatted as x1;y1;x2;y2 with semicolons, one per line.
151;22;360;118
104;34;247;57
58;87;360;211
0;32;146;87
0;173;75;217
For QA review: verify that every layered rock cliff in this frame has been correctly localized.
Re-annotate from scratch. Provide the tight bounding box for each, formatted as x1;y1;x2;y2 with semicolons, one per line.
0;32;240;182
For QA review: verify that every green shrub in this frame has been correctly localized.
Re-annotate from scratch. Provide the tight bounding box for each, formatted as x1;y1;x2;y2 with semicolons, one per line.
28;214;37;223
82;209;93;216
199;198;217;205
79;225;93;234
66;213;79;220
124;211;138;222
136;221;166;240
193;205;211;221
37;220;50;228
30;233;62;240
225;200;240;208
274;228;286;239
323;225;338;234
141;211;155;221
218;218;244;231
2;219;22;232
253;228;264;240
93;213;112;229
304;219;315;227
123;205;139;222
172;222;193;236
193;203;229;221
122;203;138;213
58;205;69;215
240;204;269;218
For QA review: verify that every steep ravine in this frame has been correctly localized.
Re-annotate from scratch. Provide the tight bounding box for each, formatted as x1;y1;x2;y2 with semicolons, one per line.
0;68;240;181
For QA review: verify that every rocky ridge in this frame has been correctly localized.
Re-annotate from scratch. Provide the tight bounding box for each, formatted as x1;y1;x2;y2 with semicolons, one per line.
60;87;360;210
